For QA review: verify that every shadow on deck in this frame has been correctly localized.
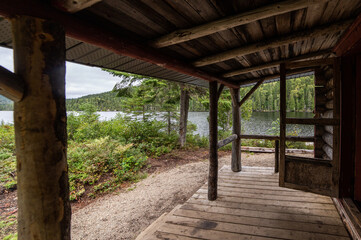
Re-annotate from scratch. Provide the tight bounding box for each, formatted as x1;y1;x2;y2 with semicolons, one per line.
136;166;350;240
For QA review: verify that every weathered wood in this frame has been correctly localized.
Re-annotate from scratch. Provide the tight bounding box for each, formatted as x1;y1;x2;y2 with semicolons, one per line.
275;140;279;173
285;58;334;69
332;57;341;197
325;100;334;109
285;118;339;125
149;0;329;48
326;78;334;89
239;134;314;142
326;89;334;100
238;68;315;86
208;81;218;201
217;134;238;149
222;50;332;78
279;63;286;187
0;65;24;102
333;198;361;240
52;0;101;13
333;13;361;56
315;68;327;86
321;110;333;118
323;144;333;160
325;125;333;134
12;16;70;239
217;84;224;101
0;0;239;89
193;21;350;67
322;132;333;147
179;84;190;148
239;79;265;107
230;88;241;172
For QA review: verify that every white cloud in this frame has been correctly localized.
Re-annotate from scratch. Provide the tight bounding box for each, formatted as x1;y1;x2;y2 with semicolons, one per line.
0;47;121;98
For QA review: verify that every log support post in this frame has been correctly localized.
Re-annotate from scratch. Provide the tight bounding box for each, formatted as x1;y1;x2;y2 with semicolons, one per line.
275;140;279;173
279;63;286;186
230;88;241;172
179;84;190;148
12;16;70;239
208;81;218;201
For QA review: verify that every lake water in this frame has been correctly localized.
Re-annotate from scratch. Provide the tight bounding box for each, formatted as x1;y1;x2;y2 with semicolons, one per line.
0;111;313;137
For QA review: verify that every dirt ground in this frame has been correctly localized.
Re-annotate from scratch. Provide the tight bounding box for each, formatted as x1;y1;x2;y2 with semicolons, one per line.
0;150;313;239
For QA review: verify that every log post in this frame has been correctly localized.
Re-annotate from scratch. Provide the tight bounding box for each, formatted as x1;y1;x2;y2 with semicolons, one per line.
179;84;190;148
12;16;70;239
279;63;286;186
230;88;241;172
275;140;279;173
208;81;218;201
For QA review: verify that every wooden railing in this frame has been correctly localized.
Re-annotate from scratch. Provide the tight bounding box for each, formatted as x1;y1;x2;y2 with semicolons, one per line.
239;134;314;173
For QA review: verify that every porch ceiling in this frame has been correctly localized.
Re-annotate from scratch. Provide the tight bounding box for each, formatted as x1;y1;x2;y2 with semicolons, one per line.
0;0;360;88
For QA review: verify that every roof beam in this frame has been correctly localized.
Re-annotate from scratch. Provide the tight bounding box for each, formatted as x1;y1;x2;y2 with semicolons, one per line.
0;0;238;89
0;65;24;102
238;68;313;87
222;49;332;78
150;0;329;48
52;0;102;13
239;79;265;107
193;20;351;67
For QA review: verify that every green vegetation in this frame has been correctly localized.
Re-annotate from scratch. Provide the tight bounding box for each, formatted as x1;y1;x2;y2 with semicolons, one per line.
0;96;12;111
0;103;208;202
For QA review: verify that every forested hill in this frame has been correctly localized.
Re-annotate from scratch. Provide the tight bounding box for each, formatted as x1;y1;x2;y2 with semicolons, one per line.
0;95;13;111
66;91;123;111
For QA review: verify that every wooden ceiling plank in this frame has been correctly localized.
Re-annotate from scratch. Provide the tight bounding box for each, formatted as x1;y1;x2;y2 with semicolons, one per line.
150;0;329;48
0;0;239;88
52;0;101;13
222;49;332;78
193;20;350;67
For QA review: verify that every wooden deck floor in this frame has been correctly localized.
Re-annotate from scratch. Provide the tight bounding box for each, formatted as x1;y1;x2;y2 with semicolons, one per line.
136;166;350;240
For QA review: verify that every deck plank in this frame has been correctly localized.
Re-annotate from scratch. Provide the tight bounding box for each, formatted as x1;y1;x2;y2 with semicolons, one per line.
136;166;350;240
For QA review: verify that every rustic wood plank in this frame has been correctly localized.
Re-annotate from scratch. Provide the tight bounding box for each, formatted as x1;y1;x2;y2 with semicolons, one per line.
52;0;101;13
172;208;348;236
196;188;333;204
193;21;350;67
150;0;329;48
165;215;348;240
285;57;334;69
183;201;342;223
217;134;237;149
230;88;241;172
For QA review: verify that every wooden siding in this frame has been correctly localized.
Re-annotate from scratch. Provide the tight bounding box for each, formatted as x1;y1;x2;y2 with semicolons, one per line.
137;166;350;240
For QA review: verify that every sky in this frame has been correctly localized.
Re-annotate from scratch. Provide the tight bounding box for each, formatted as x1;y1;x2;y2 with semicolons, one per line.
0;47;121;99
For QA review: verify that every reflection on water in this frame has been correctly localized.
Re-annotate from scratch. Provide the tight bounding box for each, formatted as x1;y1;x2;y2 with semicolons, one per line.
0;111;314;137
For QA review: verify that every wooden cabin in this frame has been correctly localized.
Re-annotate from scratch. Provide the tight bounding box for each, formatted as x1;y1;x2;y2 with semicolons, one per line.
1;0;361;239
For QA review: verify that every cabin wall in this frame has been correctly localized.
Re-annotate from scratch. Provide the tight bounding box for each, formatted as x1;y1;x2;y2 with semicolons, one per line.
314;66;334;160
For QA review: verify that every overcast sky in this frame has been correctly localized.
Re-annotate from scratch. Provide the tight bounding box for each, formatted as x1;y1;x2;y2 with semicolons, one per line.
0;47;121;99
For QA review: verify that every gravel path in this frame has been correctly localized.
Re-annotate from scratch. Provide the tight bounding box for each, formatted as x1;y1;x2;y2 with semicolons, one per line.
71;152;312;240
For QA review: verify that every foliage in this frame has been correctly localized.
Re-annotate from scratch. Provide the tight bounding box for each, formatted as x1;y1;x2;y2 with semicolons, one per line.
0;96;13;111
0;214;17;240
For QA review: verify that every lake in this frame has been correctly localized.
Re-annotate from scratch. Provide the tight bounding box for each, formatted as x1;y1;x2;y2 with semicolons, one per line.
0;111;313;137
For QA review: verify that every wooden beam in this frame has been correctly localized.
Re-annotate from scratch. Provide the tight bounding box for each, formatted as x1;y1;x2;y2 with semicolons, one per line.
222;49;332;78
217;134;238;149
0;0;239;89
275;140;279;173
334;13;361;56
150;0;329;48
12;16;70;239
238;68;314;87
208;81;218;201
285;57;335;69
239;79;265;107
216;84;224;101
230;88;241;172
279;63;286;187
285;118;339;125
179;84;190;148
0;65;24;102
52;0;101;13
239;134;314;142
193;21;351;67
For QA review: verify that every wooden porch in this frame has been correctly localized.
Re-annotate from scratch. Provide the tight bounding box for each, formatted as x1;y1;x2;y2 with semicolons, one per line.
137;166;350;240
